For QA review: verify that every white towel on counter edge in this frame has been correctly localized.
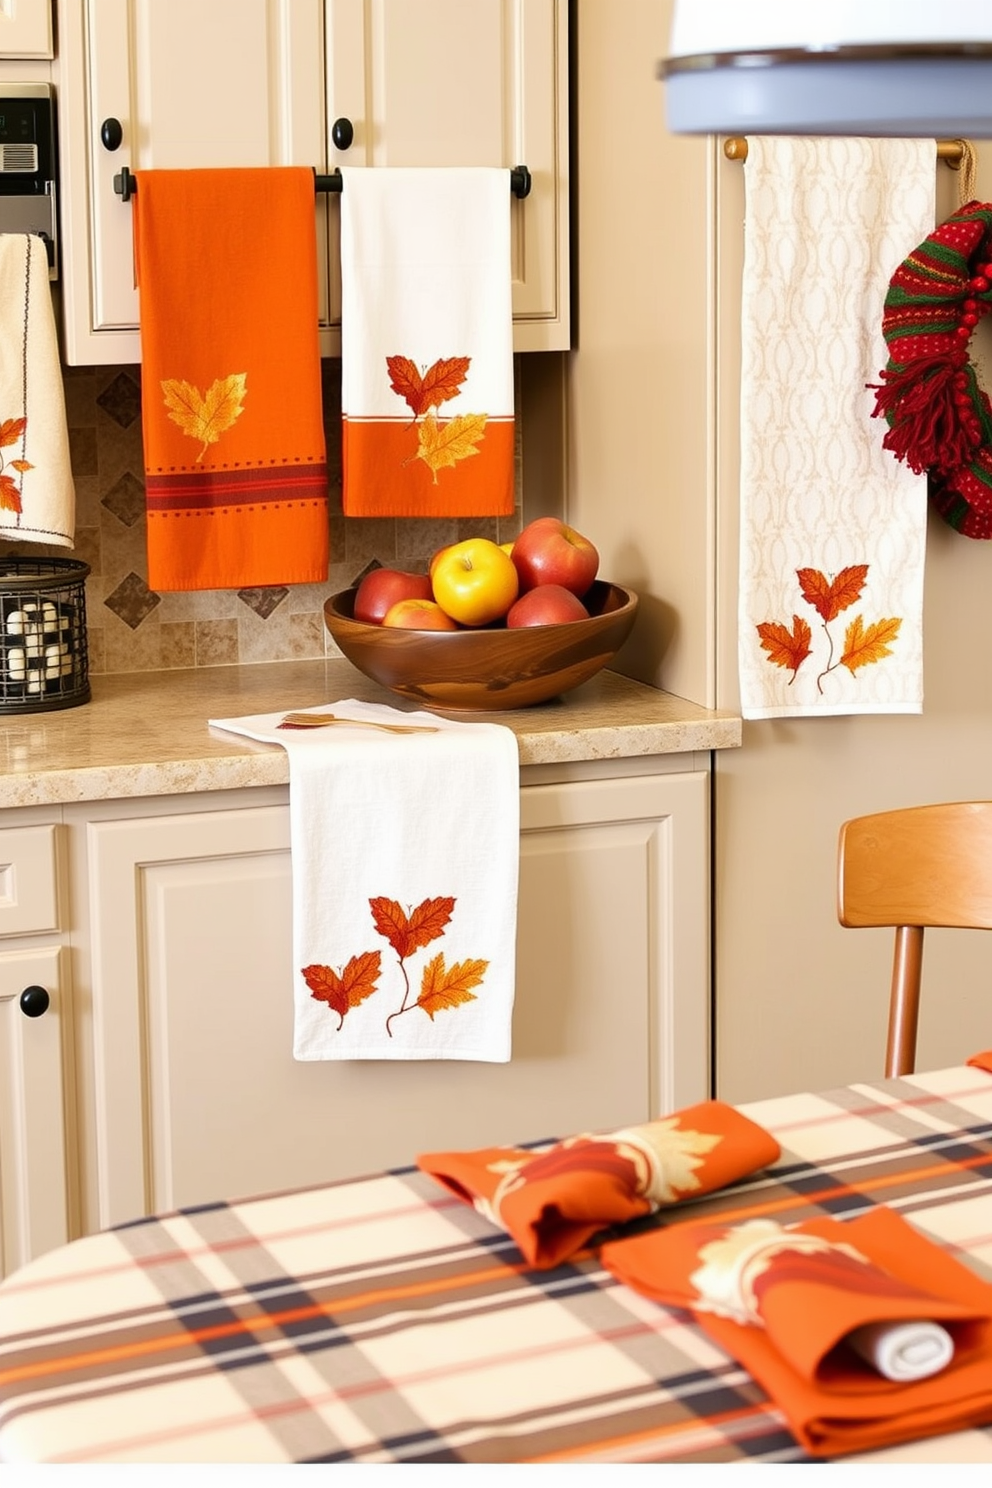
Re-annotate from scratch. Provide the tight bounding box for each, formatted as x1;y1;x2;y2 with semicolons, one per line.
209;699;520;1062
737;137;936;719
0;234;75;548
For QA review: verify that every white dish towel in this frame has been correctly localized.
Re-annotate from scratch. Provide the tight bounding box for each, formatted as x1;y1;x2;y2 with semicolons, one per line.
339;166;515;519
0;234;74;547
209;699;520;1061
737;138;935;718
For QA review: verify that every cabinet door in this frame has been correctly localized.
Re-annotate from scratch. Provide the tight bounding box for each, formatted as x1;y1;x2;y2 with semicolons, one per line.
0;0;52;58
80;773;707;1229
56;0;328;364
326;0;569;351
0;947;69;1278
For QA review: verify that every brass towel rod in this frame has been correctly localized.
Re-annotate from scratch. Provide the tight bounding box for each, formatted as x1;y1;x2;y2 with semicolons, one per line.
723;137;965;167
113;164;532;202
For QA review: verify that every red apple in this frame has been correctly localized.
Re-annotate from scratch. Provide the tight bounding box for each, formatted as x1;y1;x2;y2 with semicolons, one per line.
506;585;589;628
510;517;599;597
353;568;433;624
382;598;461;631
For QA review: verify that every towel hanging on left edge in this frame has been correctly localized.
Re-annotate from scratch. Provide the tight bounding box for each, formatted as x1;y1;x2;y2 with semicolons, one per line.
0;234;75;548
132;167;328;592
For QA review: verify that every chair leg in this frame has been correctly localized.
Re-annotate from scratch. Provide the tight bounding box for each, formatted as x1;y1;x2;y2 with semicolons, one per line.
884;925;923;1078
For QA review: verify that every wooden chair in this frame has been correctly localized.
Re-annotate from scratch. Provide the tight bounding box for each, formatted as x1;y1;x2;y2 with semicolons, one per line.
837;801;992;1077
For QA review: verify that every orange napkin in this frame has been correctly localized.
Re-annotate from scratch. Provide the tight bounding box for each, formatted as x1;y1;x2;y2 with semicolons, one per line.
416;1100;781;1268
601;1206;992;1459
132;167;328;592
967;1050;992;1074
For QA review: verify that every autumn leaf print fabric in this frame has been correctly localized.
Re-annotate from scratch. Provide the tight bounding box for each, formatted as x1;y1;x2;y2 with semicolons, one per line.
738;139;935;717
601;1206;992;1458
0;234;74;548
132;168;328;591
417;1100;781;1268
208;700;519;1061
339;168;514;518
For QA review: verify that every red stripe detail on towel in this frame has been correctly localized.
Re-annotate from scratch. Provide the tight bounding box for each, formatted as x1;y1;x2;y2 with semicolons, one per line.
145;463;328;512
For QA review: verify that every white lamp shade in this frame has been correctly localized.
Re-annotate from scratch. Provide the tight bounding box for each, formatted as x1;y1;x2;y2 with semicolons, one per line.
661;0;992;136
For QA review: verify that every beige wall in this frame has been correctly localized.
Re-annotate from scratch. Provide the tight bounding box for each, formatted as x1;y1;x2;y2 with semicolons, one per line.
569;0;992;1100
567;0;716;706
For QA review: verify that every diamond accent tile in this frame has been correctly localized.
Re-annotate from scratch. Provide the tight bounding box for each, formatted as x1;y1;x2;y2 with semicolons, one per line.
96;371;143;429
104;572;161;630
101;470;146;528
237;587;289;620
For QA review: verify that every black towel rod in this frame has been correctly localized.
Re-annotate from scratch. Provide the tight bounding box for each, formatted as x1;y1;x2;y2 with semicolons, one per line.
113;164;532;202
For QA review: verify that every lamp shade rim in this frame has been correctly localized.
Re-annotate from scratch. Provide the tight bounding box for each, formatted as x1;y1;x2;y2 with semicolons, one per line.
659;41;992;79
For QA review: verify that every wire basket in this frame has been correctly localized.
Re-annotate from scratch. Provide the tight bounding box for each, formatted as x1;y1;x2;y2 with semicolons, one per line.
0;557;91;714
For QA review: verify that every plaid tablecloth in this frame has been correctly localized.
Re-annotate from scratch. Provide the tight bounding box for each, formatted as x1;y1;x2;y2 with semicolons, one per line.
1;1065;991;1464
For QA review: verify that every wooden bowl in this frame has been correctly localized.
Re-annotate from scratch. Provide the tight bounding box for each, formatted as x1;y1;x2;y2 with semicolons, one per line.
323;580;639;710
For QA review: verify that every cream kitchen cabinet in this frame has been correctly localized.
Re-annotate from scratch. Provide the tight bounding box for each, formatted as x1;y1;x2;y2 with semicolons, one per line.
54;0;569;364
324;0;569;352
0;0;52;59
65;763;708;1235
54;0;329;364
0;818;72;1280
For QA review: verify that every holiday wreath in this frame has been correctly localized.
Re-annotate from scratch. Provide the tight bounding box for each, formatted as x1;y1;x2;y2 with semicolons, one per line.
870;199;992;540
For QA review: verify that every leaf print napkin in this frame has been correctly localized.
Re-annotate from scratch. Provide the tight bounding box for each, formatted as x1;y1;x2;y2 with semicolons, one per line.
132;167;328;591
417;1099;781;1268
601;1206;992;1458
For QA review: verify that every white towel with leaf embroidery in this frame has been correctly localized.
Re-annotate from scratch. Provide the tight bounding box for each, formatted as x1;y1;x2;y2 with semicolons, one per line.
339;166;515;518
738;138;935;718
0;234;74;546
209;699;519;1061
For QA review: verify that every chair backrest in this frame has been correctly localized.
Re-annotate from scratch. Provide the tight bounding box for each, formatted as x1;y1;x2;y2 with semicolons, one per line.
837;801;992;1077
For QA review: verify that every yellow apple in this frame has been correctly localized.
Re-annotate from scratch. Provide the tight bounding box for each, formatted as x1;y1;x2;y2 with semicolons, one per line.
431;537;519;627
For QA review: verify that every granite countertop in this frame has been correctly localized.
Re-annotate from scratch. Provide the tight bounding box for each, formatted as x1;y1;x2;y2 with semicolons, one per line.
0;659;742;808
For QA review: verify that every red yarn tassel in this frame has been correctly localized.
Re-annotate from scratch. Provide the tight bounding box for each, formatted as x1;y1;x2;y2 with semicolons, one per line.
869;355;978;474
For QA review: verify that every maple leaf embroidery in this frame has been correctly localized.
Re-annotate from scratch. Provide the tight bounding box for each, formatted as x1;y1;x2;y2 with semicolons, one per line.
756;616;812;683
306;893;489;1040
385;354;488;483
796;565;869;622
415;410;487;483
757;564;903;695
0;416;28;515
387;355;470;417
417;952;489;1020
161;373;247;461
301;949;382;1029
841;614;902;673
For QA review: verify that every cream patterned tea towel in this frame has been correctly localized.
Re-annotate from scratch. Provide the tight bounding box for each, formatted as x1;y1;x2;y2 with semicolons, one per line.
210;700;519;1062
738;138;935;718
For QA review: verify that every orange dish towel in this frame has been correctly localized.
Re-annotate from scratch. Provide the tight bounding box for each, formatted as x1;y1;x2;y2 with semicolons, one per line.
968;1050;992;1074
132;167;328;592
601;1206;992;1459
417;1100;781;1268
339;167;514;519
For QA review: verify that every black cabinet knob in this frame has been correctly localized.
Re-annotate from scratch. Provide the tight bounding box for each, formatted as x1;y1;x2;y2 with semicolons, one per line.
19;985;50;1018
101;117;124;151
331;117;354;151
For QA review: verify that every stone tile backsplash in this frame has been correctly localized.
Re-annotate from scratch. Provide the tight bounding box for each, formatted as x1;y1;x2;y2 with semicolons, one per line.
2;361;523;675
